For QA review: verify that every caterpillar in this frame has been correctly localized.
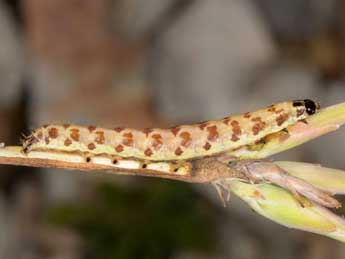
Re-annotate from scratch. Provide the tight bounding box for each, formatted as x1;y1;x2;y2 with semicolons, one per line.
22;99;319;162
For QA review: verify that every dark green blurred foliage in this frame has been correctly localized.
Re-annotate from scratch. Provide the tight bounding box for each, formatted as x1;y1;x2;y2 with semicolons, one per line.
47;179;218;259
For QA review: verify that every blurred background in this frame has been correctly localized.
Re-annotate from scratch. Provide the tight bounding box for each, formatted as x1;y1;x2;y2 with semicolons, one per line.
0;0;345;258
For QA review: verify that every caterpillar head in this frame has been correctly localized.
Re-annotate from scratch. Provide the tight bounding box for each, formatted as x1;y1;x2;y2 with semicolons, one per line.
293;99;320;116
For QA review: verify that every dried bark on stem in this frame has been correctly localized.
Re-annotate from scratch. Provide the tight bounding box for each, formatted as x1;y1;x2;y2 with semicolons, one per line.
0;146;245;183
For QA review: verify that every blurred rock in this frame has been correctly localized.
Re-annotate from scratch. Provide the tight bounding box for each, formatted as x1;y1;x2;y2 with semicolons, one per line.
114;0;175;39
23;0;150;126
256;0;338;41
253;62;321;102
23;0;115;124
149;0;276;121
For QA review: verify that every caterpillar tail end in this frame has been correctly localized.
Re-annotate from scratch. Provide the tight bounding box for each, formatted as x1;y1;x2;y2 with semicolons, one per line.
21;133;38;153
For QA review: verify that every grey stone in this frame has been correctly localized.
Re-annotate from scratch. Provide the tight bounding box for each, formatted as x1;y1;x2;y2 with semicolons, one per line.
256;0;338;40
148;0;276;121
115;0;175;38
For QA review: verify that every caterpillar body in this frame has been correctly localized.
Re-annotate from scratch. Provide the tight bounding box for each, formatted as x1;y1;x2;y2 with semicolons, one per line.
23;99;319;162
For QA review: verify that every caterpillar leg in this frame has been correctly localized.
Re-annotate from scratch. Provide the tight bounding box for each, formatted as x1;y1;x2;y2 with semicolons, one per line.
212;181;231;207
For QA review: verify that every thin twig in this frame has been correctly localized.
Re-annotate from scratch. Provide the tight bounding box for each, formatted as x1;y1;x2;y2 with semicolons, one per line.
0;146;245;183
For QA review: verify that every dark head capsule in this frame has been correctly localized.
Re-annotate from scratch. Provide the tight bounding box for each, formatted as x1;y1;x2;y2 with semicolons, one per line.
303;99;320;115
293;99;320;115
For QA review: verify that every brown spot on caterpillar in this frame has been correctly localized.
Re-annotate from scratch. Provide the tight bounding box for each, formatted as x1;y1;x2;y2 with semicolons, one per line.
43;124;49;128
171;126;181;136
88;126;96;133
251;117;266;135
252;124;265;135
276;113;289;126
203;142;211;150
144;148;153;157
243;112;251;118
268;105;284;114
230;120;241;142
231;120;239;126
231;120;242;136
45;137;50;144
199;121;209;130
231;134;240;142
115;144;124;153
251;117;262;122
142;128;153;136
151;134;163;150
114;127;123;133
206;125;219;141
296;108;305;117
122;132;134;147
70;128;80;141
63;124;70;129
37;131;43;139
64;138;72;146
88;143;96;150
48;128;58;138
232;127;242;136
175;147;183;156
94;131;105;144
180;131;192;147
252;123;266;135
